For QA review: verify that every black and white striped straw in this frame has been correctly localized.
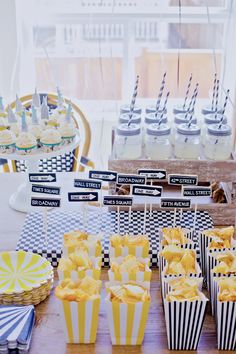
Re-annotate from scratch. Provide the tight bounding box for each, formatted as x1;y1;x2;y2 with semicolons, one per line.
185;83;199;119
211;73;217;110
155;72;167;116
214;80;220;119
158;91;170;127
187;88;198;127
183;73;192;109
128;75;139;126
218;89;230;129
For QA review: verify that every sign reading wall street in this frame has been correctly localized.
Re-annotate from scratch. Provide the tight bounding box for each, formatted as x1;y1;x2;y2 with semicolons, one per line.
117;174;146;185
103;196;133;206
160;198;191;209
182;186;212;197
31;184;61;195
168;174;198;186
74;178;102;190
31;197;61;208
138;169;166;180
29;173;57;183
68;192;99;202
132;185;162;197
89;170;117;182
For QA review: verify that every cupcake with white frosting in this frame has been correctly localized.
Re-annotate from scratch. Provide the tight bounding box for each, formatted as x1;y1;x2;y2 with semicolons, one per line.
59;103;76;144
40;128;62;152
15;111;37;154
0;129;16;153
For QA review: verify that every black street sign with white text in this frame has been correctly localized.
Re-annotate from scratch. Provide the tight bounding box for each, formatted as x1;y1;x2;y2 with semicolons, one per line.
132;185;162;197
89;170;117;182
68;192;99;202
74;178;102;190
103;196;133;206
32;184;61;195
160;198;191;209
29;173;57;183
168;174;198;186
117;174;146;185
182;186;212;197
31;197;61;208
138;169;166;180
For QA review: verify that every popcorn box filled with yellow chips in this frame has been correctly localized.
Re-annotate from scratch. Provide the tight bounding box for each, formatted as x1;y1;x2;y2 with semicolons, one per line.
198;226;235;275
55;277;101;343
63;231;102;257
164;281;208;350
159;227;193;245
108;256;151;283
58;250;102;281
162;276;203;298
215;277;236;350
109;234;149;258
105;281;151;345
210;251;236;316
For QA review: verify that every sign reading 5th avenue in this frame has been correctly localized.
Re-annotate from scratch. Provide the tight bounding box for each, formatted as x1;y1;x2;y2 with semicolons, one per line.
132;185;162;197
68;192;99;202
160;198;191;209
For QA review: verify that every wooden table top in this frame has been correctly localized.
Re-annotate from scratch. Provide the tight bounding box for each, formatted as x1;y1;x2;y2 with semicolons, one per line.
31;269;234;354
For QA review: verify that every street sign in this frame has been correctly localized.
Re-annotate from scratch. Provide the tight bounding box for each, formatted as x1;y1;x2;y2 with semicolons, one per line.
168;174;198;186
160;198;191;209
138;169;166;180
182;186;212;197
103;196;133;206
132;184;162;197
31;184;61;195
74;178;102;190
29;173;56;183
117;174;146;185
89;170;117;182
31;197;61;208
68;192;99;202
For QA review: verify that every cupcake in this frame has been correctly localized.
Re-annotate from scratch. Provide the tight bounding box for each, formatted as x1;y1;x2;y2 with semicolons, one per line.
0;129;16;153
40;129;62;152
15;111;37;154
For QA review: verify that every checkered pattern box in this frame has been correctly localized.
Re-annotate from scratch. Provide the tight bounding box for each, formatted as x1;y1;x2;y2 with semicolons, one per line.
17;210;213;268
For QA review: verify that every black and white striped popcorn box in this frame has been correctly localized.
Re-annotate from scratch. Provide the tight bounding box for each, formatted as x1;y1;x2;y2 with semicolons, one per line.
211;274;236;317
163;297;208;350
161;263;202;300
162;276;204;299
198;230;215;275
158;243;197;275
216;297;236;350
206;247;236;293
159;227;193;245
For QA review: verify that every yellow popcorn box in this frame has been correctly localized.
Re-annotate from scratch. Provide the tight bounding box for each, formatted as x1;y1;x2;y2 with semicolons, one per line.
58;257;102;281
109;235;149;258
108;257;151;283
63;234;102;257
58;298;100;343
105;282;150;345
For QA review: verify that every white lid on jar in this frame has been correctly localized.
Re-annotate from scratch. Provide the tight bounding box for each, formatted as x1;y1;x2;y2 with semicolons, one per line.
116;123;141;136
173;104;189;115
177;123;201;135
204;113;227;125
119;113;141;124
145;104;167;114
174;113;197;125
146;123;171;136
120;104;142;115
207;124;231;136
201;104;224;115
145;112;167;124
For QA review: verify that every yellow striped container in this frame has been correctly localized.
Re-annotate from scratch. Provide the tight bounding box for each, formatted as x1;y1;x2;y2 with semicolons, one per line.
58;257;102;281
63;243;102;257
109;244;149;258
108;257;151;283
105;294;150;345
58;298;100;343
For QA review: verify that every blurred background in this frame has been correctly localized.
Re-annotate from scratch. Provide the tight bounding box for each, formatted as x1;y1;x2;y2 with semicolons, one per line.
0;0;235;166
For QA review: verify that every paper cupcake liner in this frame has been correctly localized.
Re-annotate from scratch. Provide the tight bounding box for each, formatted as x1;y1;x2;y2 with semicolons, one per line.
211;274;236;317
216;300;236;350
58;298;100;343
62;244;102;258
164;298;208;350
161;263;202;300
206;247;236;292
109;244;149;258
105;295;150;345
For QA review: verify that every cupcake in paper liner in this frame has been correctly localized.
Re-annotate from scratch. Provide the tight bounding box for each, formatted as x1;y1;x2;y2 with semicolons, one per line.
164;279;208;350
105;281;150;345
40;129;62;152
215;277;236;350
58;250;102;281
0;129;16;153
108;255;151;283
160;246;201;299
15;132;37;155
198;226;235;274
55;277;101;343
109;234;149;258
63;230;102;257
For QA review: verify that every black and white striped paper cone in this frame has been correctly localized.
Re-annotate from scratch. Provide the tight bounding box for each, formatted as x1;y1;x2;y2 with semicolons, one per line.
198;230;215;276
164;298;208;350
161;264;202;300
211;274;236;317
217;299;236;350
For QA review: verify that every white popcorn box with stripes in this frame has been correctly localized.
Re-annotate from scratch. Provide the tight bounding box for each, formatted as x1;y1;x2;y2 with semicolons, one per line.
105;294;150;345
161;263;202;300
109;244;149;259
58;298;100;343
58;257;102;281
206;247;236;292
162;276;203;298
211;274;236;317
164;297;208;350
108;257;151;283
216;299;236;350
